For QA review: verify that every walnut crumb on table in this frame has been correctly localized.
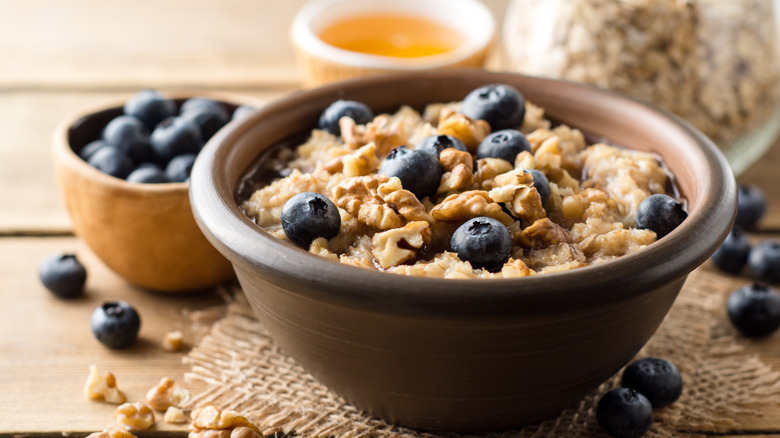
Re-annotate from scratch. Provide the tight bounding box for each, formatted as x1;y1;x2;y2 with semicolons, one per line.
146;376;191;411
162;330;184;352
115;402;155;431
189;406;262;438
84;364;126;404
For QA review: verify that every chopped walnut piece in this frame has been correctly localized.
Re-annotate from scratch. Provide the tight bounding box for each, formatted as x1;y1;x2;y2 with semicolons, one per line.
431;190;514;226
438;148;474;193
189;406;261;438
84;365;126;405
474;158;514;190
515;218;570;249
372;221;432;269
436;108;491;152
146;377;191;411
115;402;155;432
162;330;184;352
489;169;546;224
500;258;536;278
333;175;429;229
86;430;138;438
341;106;421;156
164;406;188;424
341;142;380;177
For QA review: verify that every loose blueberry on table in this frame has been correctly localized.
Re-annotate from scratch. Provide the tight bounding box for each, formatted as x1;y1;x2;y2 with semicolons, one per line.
38;253;87;298
90;301;141;349
748;239;780;284
317;99;374;136
377;145;443;200
475;128;532;163
281;192;341;248
710;226;752;274
597;387;654;438
726;282;780;338
461;83;526;131
735;184;766;230
415;134;468;158
450;217;512;272
635;194;687;239
621;357;683;408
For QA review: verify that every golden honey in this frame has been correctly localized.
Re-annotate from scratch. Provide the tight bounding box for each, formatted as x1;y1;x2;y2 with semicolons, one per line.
318;13;464;58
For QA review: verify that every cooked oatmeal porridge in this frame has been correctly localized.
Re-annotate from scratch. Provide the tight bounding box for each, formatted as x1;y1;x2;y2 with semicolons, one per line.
241;84;686;278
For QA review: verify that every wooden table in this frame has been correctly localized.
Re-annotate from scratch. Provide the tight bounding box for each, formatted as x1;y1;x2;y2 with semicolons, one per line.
2;1;779;436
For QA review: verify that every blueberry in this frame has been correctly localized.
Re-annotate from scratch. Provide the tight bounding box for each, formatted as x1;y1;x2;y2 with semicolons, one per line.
150;116;203;165
90;301;141;349
126;166;170;184
180;99;230;140
635;194;687;239
165;154;198;183
87;146;134;179
621;357;683;408
281;192;341;248
736;184;766;229
317;100;374;136
748;240;780;284
102;115;153;164
597;388;653;438
451;217;512;272
180;96;227;116
378;146;443;200
123;90;177;130
727;282;780;337
711;226;751;274
415;134;468;158
461;84;526;131
475;129;531;163
38;253;87;298
232;104;256;121
79;139;109;161
528;169;550;205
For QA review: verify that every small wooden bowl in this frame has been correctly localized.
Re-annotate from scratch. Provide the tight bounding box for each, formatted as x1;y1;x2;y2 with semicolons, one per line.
290;0;496;87
53;93;245;292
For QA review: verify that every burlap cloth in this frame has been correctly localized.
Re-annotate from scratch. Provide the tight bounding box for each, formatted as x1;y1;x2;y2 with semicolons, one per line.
182;269;780;437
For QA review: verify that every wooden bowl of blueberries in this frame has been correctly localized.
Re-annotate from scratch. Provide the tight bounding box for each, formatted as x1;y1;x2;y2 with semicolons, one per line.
53;90;256;292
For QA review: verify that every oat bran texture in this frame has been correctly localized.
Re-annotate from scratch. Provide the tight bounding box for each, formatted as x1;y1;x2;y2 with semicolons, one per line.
184;269;780;437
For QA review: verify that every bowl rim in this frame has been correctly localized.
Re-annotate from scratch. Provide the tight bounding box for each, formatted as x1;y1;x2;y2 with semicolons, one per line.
190;70;736;316
53;90;256;195
290;0;496;70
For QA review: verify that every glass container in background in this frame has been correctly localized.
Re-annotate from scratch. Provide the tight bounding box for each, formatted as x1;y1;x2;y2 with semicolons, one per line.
502;0;780;175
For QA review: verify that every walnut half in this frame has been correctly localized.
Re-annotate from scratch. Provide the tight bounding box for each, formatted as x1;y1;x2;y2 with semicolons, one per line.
115;402;155;432
372;221;432;269
189;406;262;438
146;377;191;411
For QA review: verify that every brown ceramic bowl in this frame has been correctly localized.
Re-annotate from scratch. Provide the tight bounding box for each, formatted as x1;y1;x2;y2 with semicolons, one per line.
190;71;736;430
53;92;248;292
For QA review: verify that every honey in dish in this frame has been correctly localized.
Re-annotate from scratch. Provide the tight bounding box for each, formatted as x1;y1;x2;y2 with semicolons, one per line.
318;13;464;58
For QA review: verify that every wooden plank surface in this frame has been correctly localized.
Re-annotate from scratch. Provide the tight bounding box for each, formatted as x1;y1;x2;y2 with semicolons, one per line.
0;237;226;433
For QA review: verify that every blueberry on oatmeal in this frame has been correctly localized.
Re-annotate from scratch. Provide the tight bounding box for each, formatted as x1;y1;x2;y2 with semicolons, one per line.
91;301;141;349
281;192;341;248
378;146;443;200
38;253;87;298
475;129;531;163
415;134;468;158
727;282;780;338
451;217;512;272
461;84;526;131
528;169;550;205
597;388;653;438
711;226;751;274
635;194;687;239
748;240;780;284
621;357;683;408
318;99;374;136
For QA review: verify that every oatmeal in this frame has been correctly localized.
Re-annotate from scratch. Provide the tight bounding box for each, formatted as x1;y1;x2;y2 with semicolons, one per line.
241;85;684;278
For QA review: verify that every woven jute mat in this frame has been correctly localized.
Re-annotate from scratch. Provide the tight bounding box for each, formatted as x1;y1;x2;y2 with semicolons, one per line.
183;269;780;437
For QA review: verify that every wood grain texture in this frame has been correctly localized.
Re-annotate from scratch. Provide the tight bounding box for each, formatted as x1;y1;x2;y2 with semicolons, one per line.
0;237;227;433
